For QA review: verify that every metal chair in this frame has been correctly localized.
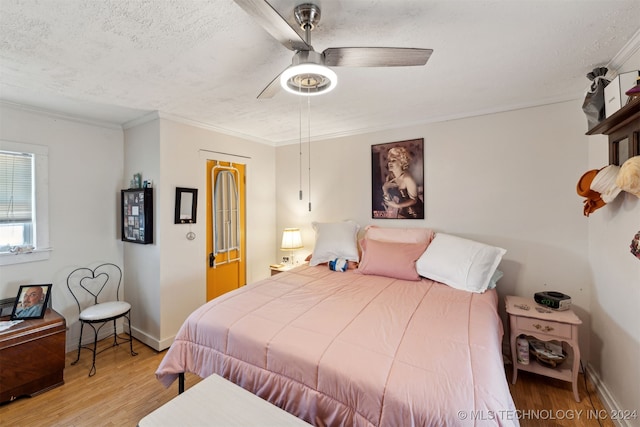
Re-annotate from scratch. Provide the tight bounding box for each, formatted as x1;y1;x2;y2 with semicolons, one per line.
66;263;137;376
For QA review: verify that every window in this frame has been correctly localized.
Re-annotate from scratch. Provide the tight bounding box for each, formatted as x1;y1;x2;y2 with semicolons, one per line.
0;140;50;265
0;150;33;250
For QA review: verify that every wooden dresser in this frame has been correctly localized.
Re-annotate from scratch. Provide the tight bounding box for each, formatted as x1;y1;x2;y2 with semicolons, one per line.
0;308;66;403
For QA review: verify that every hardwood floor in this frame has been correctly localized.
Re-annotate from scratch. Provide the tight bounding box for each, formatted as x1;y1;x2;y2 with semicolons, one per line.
0;338;202;427
506;366;614;427
0;338;614;427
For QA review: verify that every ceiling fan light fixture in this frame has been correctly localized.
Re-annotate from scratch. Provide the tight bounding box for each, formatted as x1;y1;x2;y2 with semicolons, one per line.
280;63;337;96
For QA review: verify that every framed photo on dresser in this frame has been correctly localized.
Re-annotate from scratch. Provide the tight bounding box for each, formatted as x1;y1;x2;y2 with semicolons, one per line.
10;284;52;320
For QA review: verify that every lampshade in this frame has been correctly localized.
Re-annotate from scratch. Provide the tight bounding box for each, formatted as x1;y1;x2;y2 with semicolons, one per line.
281;228;303;250
280;63;337;96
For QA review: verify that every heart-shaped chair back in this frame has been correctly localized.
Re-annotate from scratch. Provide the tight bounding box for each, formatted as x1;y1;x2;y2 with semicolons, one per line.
67;263;123;313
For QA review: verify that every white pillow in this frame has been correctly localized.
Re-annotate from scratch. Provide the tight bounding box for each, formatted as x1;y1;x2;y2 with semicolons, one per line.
309;220;360;266
486;269;504;290
416;233;506;293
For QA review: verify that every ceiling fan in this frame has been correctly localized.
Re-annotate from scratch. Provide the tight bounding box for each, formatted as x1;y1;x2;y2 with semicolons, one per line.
234;0;433;98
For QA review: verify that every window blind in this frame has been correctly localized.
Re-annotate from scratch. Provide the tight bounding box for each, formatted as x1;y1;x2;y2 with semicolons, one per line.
0;150;34;223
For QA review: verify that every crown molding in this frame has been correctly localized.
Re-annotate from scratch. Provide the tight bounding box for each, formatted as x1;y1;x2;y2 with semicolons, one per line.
0;100;123;130
123;111;276;147
121;111;161;129
275;95;581;146
608;27;640;72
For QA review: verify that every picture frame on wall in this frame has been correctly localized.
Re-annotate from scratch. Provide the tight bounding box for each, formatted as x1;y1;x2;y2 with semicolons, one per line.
174;187;198;224
10;284;52;320
371;138;424;219
121;188;153;244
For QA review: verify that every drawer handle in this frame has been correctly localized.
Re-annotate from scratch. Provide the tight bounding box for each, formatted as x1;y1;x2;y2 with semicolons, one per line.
533;323;554;332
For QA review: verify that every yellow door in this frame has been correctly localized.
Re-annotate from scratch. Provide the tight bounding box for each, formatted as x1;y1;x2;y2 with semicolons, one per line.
206;160;246;300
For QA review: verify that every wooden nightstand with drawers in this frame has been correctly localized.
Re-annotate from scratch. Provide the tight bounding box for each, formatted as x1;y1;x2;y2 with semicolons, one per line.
505;295;582;402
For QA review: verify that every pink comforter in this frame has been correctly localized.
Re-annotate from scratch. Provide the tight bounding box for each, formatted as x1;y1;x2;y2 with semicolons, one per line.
156;265;518;426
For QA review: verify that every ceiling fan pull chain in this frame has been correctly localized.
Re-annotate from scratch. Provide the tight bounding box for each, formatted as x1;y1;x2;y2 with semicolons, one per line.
304;22;311;45
307;91;312;212
299;88;303;201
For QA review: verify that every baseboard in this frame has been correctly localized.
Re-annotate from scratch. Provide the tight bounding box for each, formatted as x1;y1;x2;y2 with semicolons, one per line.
130;326;174;352
585;363;633;427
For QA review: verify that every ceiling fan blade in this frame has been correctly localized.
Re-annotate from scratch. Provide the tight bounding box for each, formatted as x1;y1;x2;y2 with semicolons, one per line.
234;0;311;52
256;70;284;99
323;47;433;67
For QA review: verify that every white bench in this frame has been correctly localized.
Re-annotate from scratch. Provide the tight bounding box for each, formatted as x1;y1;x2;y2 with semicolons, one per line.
138;374;311;426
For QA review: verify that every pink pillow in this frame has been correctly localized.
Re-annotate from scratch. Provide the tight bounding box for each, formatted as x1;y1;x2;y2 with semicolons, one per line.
364;225;434;244
357;238;429;281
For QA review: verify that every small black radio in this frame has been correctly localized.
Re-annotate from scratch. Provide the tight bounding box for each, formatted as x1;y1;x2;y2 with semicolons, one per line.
534;291;571;311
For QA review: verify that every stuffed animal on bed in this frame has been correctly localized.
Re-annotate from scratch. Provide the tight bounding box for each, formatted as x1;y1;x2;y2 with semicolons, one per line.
329;258;349;272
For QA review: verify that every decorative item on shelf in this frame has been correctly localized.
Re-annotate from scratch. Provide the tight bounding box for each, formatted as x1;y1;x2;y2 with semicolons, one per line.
281;228;303;265
582;67;609;130
131;173;142;189
605;70;640;116
626;75;640;100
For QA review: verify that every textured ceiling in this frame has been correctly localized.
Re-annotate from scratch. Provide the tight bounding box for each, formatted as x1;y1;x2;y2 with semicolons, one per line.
1;0;639;145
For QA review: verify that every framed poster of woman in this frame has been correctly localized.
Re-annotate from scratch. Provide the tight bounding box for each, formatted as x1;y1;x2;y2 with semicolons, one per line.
371;138;424;219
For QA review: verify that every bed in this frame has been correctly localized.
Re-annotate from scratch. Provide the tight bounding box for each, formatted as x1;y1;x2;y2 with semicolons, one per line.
156;224;518;426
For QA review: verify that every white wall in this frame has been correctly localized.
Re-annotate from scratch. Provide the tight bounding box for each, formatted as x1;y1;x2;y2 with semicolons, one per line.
587;50;640;425
0;103;124;351
123;119;162;346
123;116;277;350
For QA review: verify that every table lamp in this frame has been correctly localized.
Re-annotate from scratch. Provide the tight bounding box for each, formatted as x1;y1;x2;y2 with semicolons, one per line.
281;228;303;265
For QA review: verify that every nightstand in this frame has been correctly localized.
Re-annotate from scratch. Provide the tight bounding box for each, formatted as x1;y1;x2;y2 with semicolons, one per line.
270;264;296;276
505;295;582;402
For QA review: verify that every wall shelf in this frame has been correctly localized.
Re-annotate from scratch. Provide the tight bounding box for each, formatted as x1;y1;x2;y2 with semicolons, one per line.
586;97;640;165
